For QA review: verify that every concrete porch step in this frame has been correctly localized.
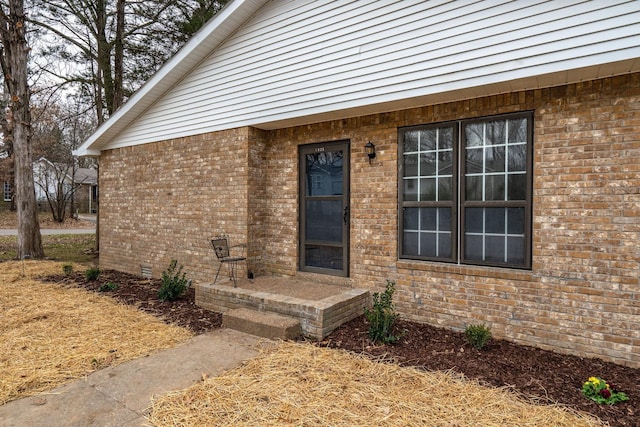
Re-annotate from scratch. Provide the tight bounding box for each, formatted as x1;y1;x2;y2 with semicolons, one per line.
223;308;302;340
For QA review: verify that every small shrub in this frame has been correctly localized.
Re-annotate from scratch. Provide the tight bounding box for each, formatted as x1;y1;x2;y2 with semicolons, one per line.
364;280;399;344
62;264;74;275
158;259;190;302
464;323;492;349
85;267;100;281
99;282;118;292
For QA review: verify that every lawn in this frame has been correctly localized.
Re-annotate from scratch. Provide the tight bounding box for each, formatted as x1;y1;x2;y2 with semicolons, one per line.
0;234;96;263
0;209;96;263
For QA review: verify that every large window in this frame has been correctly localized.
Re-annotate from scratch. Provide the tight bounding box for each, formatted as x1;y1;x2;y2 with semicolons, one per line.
399;112;533;269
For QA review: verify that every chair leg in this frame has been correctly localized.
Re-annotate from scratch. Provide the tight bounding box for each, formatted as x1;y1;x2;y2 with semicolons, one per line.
214;263;222;284
228;261;237;287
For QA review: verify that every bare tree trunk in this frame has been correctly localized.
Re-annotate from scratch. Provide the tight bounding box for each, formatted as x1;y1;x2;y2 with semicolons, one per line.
0;0;44;259
113;0;124;111
95;0;114;116
95;160;99;253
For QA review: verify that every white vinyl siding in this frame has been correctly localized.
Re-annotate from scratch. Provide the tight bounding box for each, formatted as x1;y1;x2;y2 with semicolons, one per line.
103;0;640;150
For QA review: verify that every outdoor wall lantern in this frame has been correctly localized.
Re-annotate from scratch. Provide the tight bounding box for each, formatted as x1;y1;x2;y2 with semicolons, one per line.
365;141;376;164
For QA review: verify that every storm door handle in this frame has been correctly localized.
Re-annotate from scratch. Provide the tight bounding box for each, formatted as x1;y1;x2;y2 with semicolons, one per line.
343;205;349;224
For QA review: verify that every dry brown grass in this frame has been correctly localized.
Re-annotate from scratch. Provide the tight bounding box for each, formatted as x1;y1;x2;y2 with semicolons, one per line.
148;342;603;427
0;260;192;405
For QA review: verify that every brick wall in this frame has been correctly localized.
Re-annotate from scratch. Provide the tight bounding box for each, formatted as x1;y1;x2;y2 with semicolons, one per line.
99;128;255;281
99;73;640;366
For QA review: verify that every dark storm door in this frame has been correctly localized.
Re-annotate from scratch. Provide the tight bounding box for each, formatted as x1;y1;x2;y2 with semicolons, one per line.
299;141;350;277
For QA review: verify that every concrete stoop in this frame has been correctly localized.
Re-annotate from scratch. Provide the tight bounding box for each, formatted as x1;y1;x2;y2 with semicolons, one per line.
196;277;370;340
223;308;302;340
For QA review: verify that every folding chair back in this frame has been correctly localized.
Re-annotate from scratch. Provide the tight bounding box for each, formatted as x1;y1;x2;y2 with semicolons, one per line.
211;237;230;259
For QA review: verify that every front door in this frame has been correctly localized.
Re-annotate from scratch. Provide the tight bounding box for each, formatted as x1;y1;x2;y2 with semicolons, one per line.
299;141;350;277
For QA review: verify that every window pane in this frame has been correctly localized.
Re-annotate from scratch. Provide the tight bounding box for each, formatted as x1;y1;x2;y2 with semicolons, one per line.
403;208;419;230
507;174;526;200
419;233;436;257
420;208;437;230
439;150;453;174
465;208;483;233
485;146;505;172
465;123;483;147
438;233;452;258
508;118;527;144
420;152;436;176
403;130;419;152
507;208;525;234
507;144;526;172
306;152;343;196
439;127;453;149
439;208;452;231
465;147;483;173
507;237;525;264
420;129;437;151
486;175;505;200
465;235;483;260
403;231;419;256
465;176;482;200
420;178;436;201
404;153;418;176
486;120;506;145
403;179;418;201
485;208;505;233
438;177;453;201
485;236;505;262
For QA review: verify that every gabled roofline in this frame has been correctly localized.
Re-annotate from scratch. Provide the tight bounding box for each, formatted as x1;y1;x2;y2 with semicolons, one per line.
73;0;267;157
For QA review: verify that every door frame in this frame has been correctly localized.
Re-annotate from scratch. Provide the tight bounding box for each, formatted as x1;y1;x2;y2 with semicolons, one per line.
298;140;350;277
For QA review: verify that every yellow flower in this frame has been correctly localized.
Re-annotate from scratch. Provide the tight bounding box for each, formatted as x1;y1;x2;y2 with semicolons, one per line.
588;377;599;385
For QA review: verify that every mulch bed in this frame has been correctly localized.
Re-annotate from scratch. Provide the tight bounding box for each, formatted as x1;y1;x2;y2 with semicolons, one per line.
41;269;638;427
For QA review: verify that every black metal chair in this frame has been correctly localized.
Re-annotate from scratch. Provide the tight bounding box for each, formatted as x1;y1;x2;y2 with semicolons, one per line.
211;236;247;287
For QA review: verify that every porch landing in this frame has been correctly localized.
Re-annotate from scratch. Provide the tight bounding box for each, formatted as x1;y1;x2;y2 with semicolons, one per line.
195;277;369;340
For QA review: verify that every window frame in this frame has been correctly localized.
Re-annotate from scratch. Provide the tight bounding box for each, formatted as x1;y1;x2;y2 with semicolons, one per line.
398;111;533;270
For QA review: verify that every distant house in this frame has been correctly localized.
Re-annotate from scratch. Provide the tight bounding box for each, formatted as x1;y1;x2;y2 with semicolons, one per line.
1;181;11;209
75;1;640;367
0;144;11;210
33;158;98;215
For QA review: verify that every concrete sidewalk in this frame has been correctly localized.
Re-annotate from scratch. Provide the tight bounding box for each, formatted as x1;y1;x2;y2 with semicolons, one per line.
0;329;264;427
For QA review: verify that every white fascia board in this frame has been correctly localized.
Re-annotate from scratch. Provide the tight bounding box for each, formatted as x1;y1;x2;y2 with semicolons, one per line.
72;147;101;158
73;0;268;157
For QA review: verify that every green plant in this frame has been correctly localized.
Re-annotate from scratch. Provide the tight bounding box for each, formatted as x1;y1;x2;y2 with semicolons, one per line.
464;323;492;349
99;282;118;292
62;263;74;275
85;267;101;281
158;259;190;302
364;280;399;344
582;377;629;405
